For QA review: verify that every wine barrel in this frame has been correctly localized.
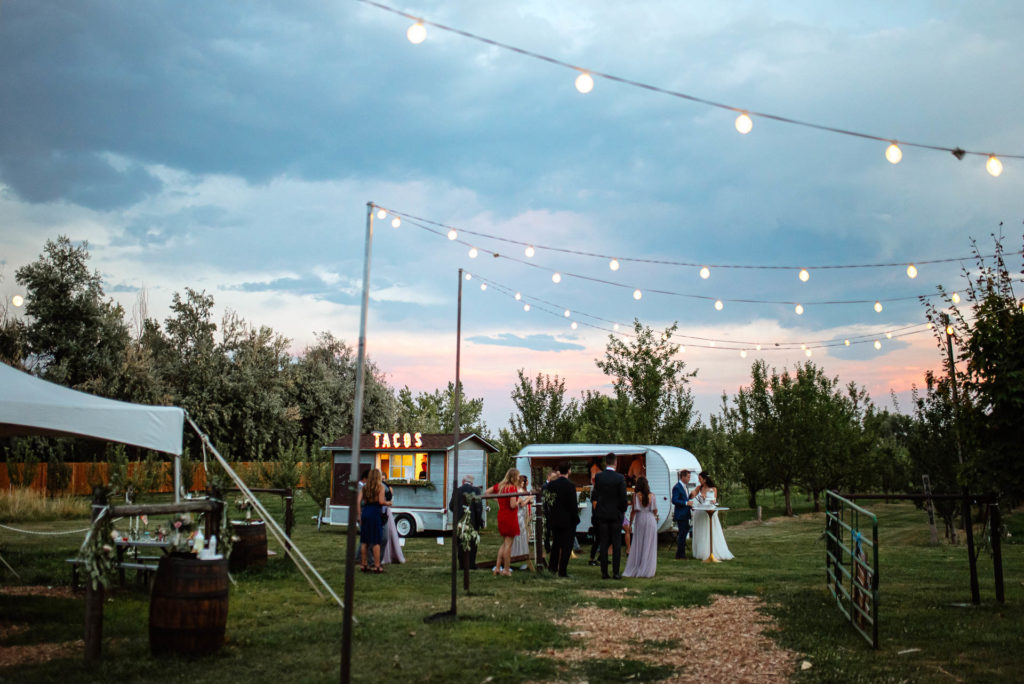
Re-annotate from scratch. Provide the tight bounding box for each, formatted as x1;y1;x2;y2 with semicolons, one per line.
229;520;268;573
149;554;229;656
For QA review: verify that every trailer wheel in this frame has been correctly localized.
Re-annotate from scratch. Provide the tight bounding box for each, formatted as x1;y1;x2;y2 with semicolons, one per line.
395;514;416;537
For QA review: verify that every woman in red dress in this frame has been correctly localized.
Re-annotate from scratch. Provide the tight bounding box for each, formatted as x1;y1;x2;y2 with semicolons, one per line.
490;468;520;576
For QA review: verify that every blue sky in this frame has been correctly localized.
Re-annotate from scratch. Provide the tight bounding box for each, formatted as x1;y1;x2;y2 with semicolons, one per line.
1;1;1021;432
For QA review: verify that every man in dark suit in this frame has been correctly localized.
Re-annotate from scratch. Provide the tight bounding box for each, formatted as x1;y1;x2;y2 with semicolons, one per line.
546;461;580;577
592;452;628;579
671;469;693;559
449;474;483;569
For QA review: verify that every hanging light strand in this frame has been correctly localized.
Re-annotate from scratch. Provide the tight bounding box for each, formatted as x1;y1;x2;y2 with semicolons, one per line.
355;0;1024;164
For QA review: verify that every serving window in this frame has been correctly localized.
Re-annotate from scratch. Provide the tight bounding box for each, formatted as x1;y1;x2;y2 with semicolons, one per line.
382;452;429;480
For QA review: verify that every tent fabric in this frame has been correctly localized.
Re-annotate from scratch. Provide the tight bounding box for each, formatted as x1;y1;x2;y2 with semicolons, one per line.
0;363;184;455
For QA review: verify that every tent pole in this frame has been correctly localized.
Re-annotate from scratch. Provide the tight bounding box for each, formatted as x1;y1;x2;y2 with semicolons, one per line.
174;455;181;503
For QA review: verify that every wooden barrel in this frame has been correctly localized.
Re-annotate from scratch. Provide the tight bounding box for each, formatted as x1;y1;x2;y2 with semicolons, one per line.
149;554;229;656
229;520;268;573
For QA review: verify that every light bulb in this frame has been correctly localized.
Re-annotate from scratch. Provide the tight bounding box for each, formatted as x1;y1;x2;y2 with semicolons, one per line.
734;113;753;135
740;350;748;359
680;346;686;353
795;304;804;315
11;295;24;307
391;217;401;228
464;273;472;281
406;22;426;45
951;292;960;304
613;323;620;331
480;283;487;291
699;266;710;280
525;245;535;258
714;300;723;311
468;247;478;259
844;339;850;346
874;340;882;350
570;321;578;330
564;309;571;318
800;344;807;351
805;349;813;357
755;344;761;351
523;304;531;312
552;272;561;284
927;322;934;329
514;292;521;300
798;268;810;282
874;301;883;313
946;324;954;336
574;72;594;94
986;155;1003;177
609;258;620;271
885;143;902;164
886;331;892;339
906;264;918;279
709;341;716;347
633;289;642;300
376;209;387;219
447;229;458;240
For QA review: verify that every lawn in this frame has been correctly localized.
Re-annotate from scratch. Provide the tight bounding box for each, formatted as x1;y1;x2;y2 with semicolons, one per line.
1;491;1021;683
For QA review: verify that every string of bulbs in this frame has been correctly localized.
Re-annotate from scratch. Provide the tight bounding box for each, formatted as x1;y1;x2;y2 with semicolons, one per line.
372;205;969;317
462;270;933;357
357;0;1021;176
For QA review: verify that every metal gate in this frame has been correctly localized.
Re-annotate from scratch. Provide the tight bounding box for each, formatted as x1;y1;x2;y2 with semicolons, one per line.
825;490;879;648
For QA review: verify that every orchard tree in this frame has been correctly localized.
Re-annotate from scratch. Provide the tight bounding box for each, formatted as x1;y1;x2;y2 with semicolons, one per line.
395;382;486;436
502;369;579;454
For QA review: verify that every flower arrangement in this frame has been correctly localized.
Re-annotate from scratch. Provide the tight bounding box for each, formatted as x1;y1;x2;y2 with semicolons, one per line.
77;507;116;590
234;496;258;521
165;512;198;553
385;478;435;490
456;504;480;553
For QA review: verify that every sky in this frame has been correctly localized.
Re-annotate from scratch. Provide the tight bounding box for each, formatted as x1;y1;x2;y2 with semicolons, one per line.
1;1;1021;435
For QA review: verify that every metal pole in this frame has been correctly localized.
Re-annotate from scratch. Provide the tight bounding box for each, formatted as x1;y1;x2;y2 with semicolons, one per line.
173;454;181;503
341;203;375;683
450;268;463;615
944;317;980;605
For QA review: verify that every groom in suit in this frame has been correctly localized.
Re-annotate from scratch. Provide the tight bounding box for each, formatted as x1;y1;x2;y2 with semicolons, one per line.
592;452;628;579
671;469;693;559
546;461;580;577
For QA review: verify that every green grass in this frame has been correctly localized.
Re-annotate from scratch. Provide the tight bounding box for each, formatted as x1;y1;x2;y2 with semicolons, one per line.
1;492;1021;683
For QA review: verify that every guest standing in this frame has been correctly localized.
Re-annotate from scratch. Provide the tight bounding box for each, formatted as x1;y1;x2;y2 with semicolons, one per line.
671;469;693;559
547;461;580;577
448;474;483;569
381;480;404;565
511;475;533;569
359;469;387;573
490;468;520;577
623;477;659;578
592;453;628;579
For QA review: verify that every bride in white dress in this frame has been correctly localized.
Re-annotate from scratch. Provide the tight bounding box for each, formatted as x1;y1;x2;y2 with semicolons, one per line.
689;472;734;561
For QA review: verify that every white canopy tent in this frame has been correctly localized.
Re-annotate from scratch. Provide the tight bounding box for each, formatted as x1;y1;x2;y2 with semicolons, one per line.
0;362;185;497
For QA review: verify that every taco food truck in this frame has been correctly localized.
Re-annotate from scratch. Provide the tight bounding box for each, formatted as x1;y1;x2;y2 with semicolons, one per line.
321;431;495;536
515;443;701;535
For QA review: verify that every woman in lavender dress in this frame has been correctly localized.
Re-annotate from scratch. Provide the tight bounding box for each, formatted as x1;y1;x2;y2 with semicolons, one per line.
623;477;659;578
381;481;405;565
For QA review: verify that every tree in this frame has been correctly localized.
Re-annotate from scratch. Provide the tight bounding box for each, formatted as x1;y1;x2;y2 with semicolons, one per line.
502;369;579;454
394;382;486;435
15;236;129;390
592;319;697;444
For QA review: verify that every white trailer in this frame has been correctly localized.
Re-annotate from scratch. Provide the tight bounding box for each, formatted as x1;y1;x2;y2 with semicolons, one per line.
515;443;701;535
322;432;495;536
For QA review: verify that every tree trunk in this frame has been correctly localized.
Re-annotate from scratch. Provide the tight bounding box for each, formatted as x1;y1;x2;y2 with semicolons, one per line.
747;487;758;509
812;489;821;513
783;482;794;516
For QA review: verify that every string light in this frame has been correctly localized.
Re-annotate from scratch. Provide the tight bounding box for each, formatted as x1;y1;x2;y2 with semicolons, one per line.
945;324;954;336
874;340;882;350
907;264;918;279
468;247;478;258
524;245;535;258
699;266;711;280
570;321;578;330
465;272;472;280
552;272;562;283
391;217;401;228
709;341;716;347
885;143;903;164
795;304;804;315
844;339;850;346
874;301;883;313
927;322;933;329
800;344;807;351
755;344;761;351
406;21;426;44
740;350;748;358
563;309;571;317
986;155;1003;177
734;113;753;135
680;345;686;353
714;300;724;311
633;289;643;300
805;349;812;357
447;229;458;240
574;72;594;94
359;0;1023;173
609;258;620;271
11;295;24;307
523;303;531;311
951;292;961;304
480;283;487;291
886;331;892;339
514;292;521;300
376;209;387;219
798;268;810;282
613;323;620;331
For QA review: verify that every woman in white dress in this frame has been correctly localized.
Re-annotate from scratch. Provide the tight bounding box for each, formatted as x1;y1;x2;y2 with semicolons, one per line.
511;476;533;569
689;471;734;561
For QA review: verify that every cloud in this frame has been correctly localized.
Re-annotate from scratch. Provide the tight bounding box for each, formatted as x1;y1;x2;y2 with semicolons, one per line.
467;333;586;352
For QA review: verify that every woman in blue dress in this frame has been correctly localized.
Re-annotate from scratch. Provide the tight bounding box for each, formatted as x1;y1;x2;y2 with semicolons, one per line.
359;469;387;573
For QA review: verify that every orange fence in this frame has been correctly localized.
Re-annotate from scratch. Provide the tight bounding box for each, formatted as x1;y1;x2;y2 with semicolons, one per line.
0;462;279;495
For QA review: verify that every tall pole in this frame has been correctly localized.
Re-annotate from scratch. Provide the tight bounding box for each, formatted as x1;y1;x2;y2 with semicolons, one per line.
943;315;980;605
450;268;463;615
341;203;375;682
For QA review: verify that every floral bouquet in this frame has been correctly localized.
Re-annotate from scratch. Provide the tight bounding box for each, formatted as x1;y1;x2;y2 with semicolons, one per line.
167;512;197;552
235;496;257;521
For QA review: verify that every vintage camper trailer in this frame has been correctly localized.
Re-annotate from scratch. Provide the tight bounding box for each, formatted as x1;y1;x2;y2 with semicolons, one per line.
322;431;495;536
515;443;701;535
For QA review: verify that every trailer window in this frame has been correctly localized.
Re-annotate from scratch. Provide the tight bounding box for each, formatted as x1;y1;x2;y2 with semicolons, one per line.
386;452;429;480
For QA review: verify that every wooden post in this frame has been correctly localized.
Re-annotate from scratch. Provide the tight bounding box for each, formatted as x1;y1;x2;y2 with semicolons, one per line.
284;488;294;555
534;507;547;572
922;475;939;545
84;486;106;661
990;503;1004;603
756;505;762;522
